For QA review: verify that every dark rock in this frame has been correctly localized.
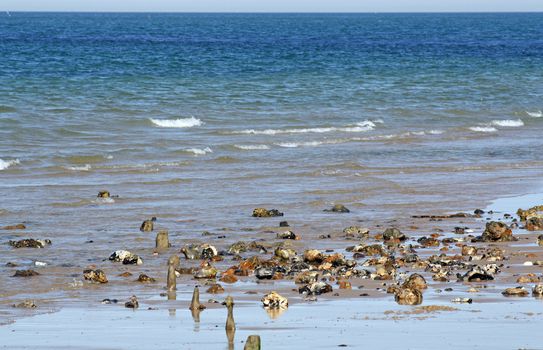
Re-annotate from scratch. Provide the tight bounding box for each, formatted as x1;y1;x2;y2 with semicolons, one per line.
125;295;139;308
474;209;485;215
12;300;37;308
477;221;514;242
324;204;350;213
252;208;283;217
1;223;26;230
9;239;51;248
526;217;543;231
454;227;466;235
458;265;498;282
402;273;427;291
255;267;275;280
97;191;110;198
109;250;143;265
299;281;333;295
279;221;289;227
13;270;40;277
101;299;118;304
140;217;156;232
417;236;440;247
382;228;406;242
276;230;298;240
137;273;156;283
394;288;423;305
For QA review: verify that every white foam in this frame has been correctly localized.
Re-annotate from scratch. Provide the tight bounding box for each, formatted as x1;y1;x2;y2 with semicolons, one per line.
150;117;202;128
186;147;213;155
526;111;542;118
234;144;270;150
469;126;498;133
234;120;377;135
65;164;91;171
0;158;19;171
491;119;524;127
275;141;328;148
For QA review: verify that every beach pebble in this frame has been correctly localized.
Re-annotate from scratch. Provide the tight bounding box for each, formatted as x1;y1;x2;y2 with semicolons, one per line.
1;223;26;230
33;261;48;267
299;281;333;296
140;217;156;232
83;269;108;283
276;230;298;240
532;284;543;297
516;274;539;284
137;273;156;283
451;298;473;304
13;269;40;277
343;226;369;238
207;283;225;294
181;243;218;260
101;299;118;304
382;227;407;242
261;291;288;309
502;286;529;297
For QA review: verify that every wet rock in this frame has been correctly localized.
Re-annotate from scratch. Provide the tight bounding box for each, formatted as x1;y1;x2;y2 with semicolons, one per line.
394;288;423;305
97;190;110;198
194;262;218;279
140;217;156;232
324;204;350;213
477;221;514;242
502;287;529;297
261;291;288;308
13;300;37;308
83;269;108;283
244;335;261;350
458;264;499;282
13;270;40;277
255;267;275;280
101;299;118;304
181;243;218;260
207;283;225;294
454;227;465;235
538;235;543;246
432;269;450;282
303;249;325;264
252;208;283;217
125;295;139;308
517;205;543;221
461;245;478;256
295;271;319;284
451;298;473;304
228;241;247;254
417;236;440;247
402;273;427;291
299;281;333;295
220;274;238;284
338;280;352;289
9;239;51;249
279;221;289;227
190;286;206;310
474;209;485;215
137;273;156;283
343;226;369;238
526;217;543;231
533;284;543;297
276;230;298;240
382;228;407;242
274;246;296;260
1;223;26;230
516;274;539;284
155;230;170;250
109;250;143;265
349;244;387;256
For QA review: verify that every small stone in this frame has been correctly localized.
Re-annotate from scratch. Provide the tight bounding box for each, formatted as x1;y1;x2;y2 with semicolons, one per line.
13;300;37;308
299;281;333;295
338;281;352;289
207;283;225;294
516;274;539;284
137;273;156;283
140;217;156;232
181;243;218;260
125;295;139;308
451;298;473;304
13;269;40;277
394;288;423;305
220;274;238;284
382;228;407;242
109;250;143;265
276;230;298;240
324;204;350;213
194;262;218;279
303;249;324;263
9;239;51;249
343;226;369;238
467;287;479;293
1;223;26;230
279;221;289;227
533;284;543;297
97;191;110;198
101;299;118;304
261;291;288;309
502;287;529;297
252;208;283;217
83;269;108;283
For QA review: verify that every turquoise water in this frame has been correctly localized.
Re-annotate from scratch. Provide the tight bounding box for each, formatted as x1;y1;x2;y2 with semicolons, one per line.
1;13;543;316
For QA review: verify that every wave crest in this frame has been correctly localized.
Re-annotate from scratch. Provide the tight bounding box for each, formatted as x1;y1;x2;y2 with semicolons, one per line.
185;147;213;155
150;117;203;128
234;144;270;150
469;126;497;133
0;158;20;171
233;120;378;135
491;119;524;127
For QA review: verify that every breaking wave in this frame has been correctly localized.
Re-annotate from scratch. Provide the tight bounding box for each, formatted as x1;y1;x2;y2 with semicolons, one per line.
0;158;19;171
149;117;203;128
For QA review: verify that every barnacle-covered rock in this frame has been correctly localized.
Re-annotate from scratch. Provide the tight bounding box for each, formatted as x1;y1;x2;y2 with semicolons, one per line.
109;250;143;265
83;269;108;283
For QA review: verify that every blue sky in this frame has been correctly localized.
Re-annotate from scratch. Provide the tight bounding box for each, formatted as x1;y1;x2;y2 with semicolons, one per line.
2;0;543;12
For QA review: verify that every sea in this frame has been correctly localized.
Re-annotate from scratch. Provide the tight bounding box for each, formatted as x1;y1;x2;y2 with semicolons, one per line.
1;12;543;316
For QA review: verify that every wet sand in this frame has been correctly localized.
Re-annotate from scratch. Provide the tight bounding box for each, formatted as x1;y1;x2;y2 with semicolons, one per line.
1;191;543;349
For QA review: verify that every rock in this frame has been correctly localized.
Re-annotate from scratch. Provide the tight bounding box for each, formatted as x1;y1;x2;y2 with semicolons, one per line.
261;291;288;309
349;244;386;256
13;270;40;277
155;230;170;250
478;221;514;242
533;284;543;297
417;236;440;247
517;205;543;221
474;209;485;215
227;241;247;254
454;227;465;234
220;274;238;284
458;264;498;282
538;235;543;246
461;245;478;256
451;298;473;304
274;246;296;260
402;273;427;291
109;250;143;265
338;280;352;289
207;283;225;294
295;271;319;284
137;273;156;283
1;223;26;230
13;300;37;308
140;217;156;232
343;226;369;238
9;239;51;248
125;295;139;308
255;267;275;280
299;281;333;295
516;274;539;284
502;287;529;297
324;204;350;213
194;262;218;279
526;217;543;231
252;208;283;217
279;221;289;227
394;288;423;305
190;286;206;310
83;269;108;283
101;299;118;304
382;228;407;242
97;191;110;198
276;230;298;240
244;335;261;350
181;244;218;260
303;249;324;264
